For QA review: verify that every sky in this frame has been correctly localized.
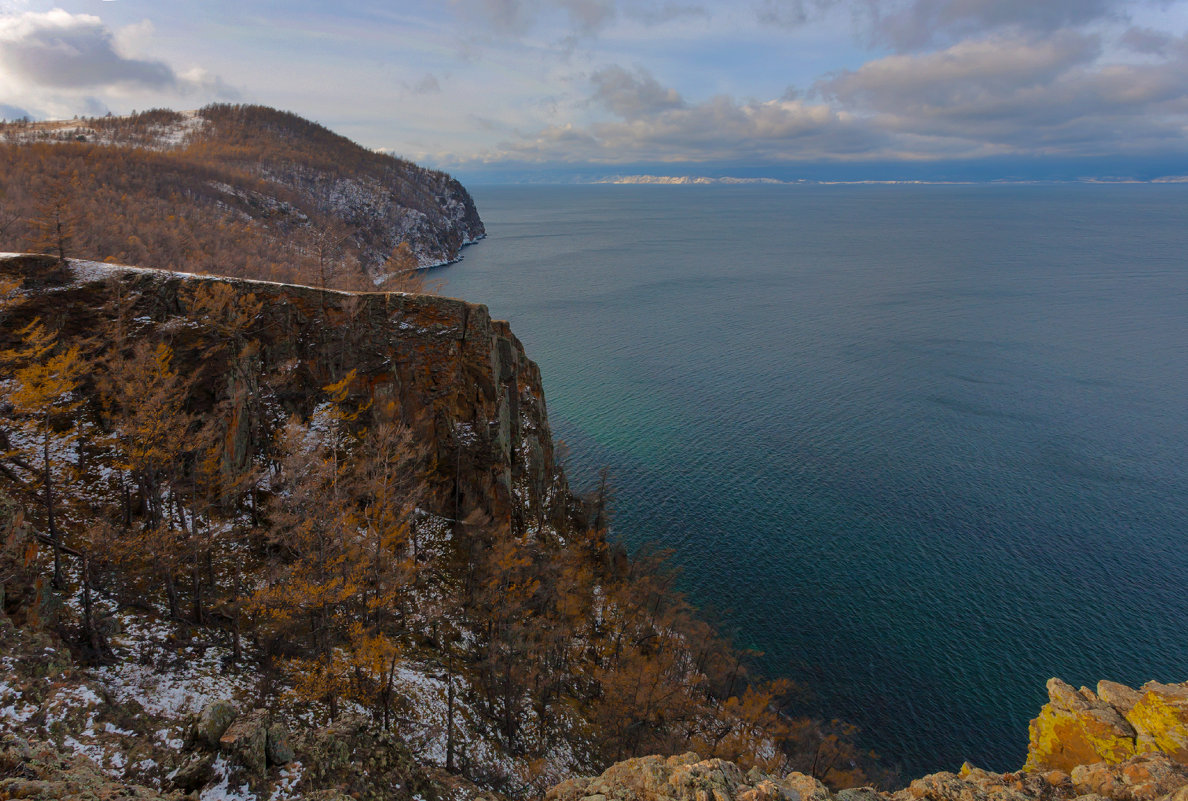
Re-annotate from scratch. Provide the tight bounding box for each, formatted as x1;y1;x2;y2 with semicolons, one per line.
2;0;1188;181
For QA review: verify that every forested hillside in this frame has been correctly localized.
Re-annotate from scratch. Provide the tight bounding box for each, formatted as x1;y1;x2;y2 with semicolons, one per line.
0;106;484;288
0;254;883;799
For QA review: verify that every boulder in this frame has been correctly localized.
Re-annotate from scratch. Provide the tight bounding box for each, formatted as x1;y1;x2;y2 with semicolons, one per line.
1070;755;1188;801
896;771;989;801
547;753;803;801
266;722;294;766
219;709;270;779
1097;683;1142;715
192;700;238;748
170;752;215;792
835;788;884;801
783;773;831;801
1025;679;1138;772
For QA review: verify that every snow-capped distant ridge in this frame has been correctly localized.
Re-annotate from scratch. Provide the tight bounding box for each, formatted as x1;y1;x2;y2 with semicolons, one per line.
596;175;786;185
594;174;1188;185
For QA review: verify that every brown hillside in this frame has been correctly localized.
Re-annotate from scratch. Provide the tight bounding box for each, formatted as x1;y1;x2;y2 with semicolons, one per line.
0;105;484;288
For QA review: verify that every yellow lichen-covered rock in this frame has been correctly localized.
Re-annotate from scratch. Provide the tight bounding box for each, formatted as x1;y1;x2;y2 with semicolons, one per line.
1126;683;1188;761
1025;679;1138;772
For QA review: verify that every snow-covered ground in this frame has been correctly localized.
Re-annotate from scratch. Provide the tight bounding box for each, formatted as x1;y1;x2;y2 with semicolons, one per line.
0;110;207;151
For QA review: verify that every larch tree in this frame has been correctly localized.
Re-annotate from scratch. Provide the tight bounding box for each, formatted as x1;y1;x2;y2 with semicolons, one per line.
100;340;193;617
30;172;79;263
379;242;440;294
1;318;86;588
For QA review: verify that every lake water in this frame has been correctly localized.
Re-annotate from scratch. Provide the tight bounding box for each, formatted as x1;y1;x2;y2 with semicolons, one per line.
437;184;1188;779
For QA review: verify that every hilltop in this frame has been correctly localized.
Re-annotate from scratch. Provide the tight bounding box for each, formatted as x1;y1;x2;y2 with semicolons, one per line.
0;106;484;287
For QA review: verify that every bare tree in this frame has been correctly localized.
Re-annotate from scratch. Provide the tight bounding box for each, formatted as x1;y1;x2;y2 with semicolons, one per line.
30;173;78;263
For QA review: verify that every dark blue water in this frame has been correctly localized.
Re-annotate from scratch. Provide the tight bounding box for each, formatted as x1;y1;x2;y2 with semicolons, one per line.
438;185;1188;779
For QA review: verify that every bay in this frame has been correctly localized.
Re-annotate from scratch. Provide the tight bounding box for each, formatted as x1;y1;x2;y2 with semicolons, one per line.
438;184;1188;778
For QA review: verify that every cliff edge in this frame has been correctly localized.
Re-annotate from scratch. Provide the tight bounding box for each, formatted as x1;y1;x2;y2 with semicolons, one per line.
0;253;568;534
547;678;1188;801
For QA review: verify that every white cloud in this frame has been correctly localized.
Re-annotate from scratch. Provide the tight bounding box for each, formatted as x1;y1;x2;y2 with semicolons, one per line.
454;65;887;164
0;9;176;88
0;9;236;119
817;29;1188;153
756;0;1169;49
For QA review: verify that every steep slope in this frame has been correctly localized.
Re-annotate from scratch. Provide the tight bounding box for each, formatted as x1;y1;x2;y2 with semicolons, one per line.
1;254;818;799
0;253;561;533
0;106;484;284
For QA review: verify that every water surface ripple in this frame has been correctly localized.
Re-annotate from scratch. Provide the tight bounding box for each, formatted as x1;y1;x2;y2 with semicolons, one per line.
440;185;1188;778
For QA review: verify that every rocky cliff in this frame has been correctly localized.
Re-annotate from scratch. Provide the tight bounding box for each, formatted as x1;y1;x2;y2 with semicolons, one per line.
0;253;568;536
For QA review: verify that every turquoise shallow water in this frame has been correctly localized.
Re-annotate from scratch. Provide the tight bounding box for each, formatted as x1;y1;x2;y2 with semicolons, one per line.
437;184;1188;778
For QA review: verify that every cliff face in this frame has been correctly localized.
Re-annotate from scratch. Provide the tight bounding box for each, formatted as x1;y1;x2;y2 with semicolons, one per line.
0;254;567;534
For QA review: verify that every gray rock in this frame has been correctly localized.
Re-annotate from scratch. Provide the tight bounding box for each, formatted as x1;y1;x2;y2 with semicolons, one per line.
266;721;294;766
219;709;270;778
170;753;215;792
837;789;884;801
193;700;238;748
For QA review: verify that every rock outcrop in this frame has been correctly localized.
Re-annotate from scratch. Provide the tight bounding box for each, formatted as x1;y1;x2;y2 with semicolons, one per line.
551;679;1188;801
547;753;803;801
1026;679;1188;773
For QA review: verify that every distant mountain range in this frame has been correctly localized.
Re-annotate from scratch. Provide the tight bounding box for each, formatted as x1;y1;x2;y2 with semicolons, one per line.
595;174;1188;185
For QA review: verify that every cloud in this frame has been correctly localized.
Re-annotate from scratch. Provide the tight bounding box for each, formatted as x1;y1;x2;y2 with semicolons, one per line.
590;65;684;118
755;0;838;29
462;68;887;164
0;9;235;96
0;9;175;89
1121;25;1185;55
820;31;1102;107
409;73;442;94
817;30;1188;153
756;0;1164;49
864;0;1123;50
448;0;703;36
449;21;1188;170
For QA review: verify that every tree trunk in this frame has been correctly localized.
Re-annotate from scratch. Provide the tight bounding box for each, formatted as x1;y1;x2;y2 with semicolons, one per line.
43;421;62;589
446;648;456;772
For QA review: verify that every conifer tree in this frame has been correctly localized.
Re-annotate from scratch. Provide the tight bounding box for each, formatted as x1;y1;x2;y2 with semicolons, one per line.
100;340;193;616
1;319;86;587
30;173;79;263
